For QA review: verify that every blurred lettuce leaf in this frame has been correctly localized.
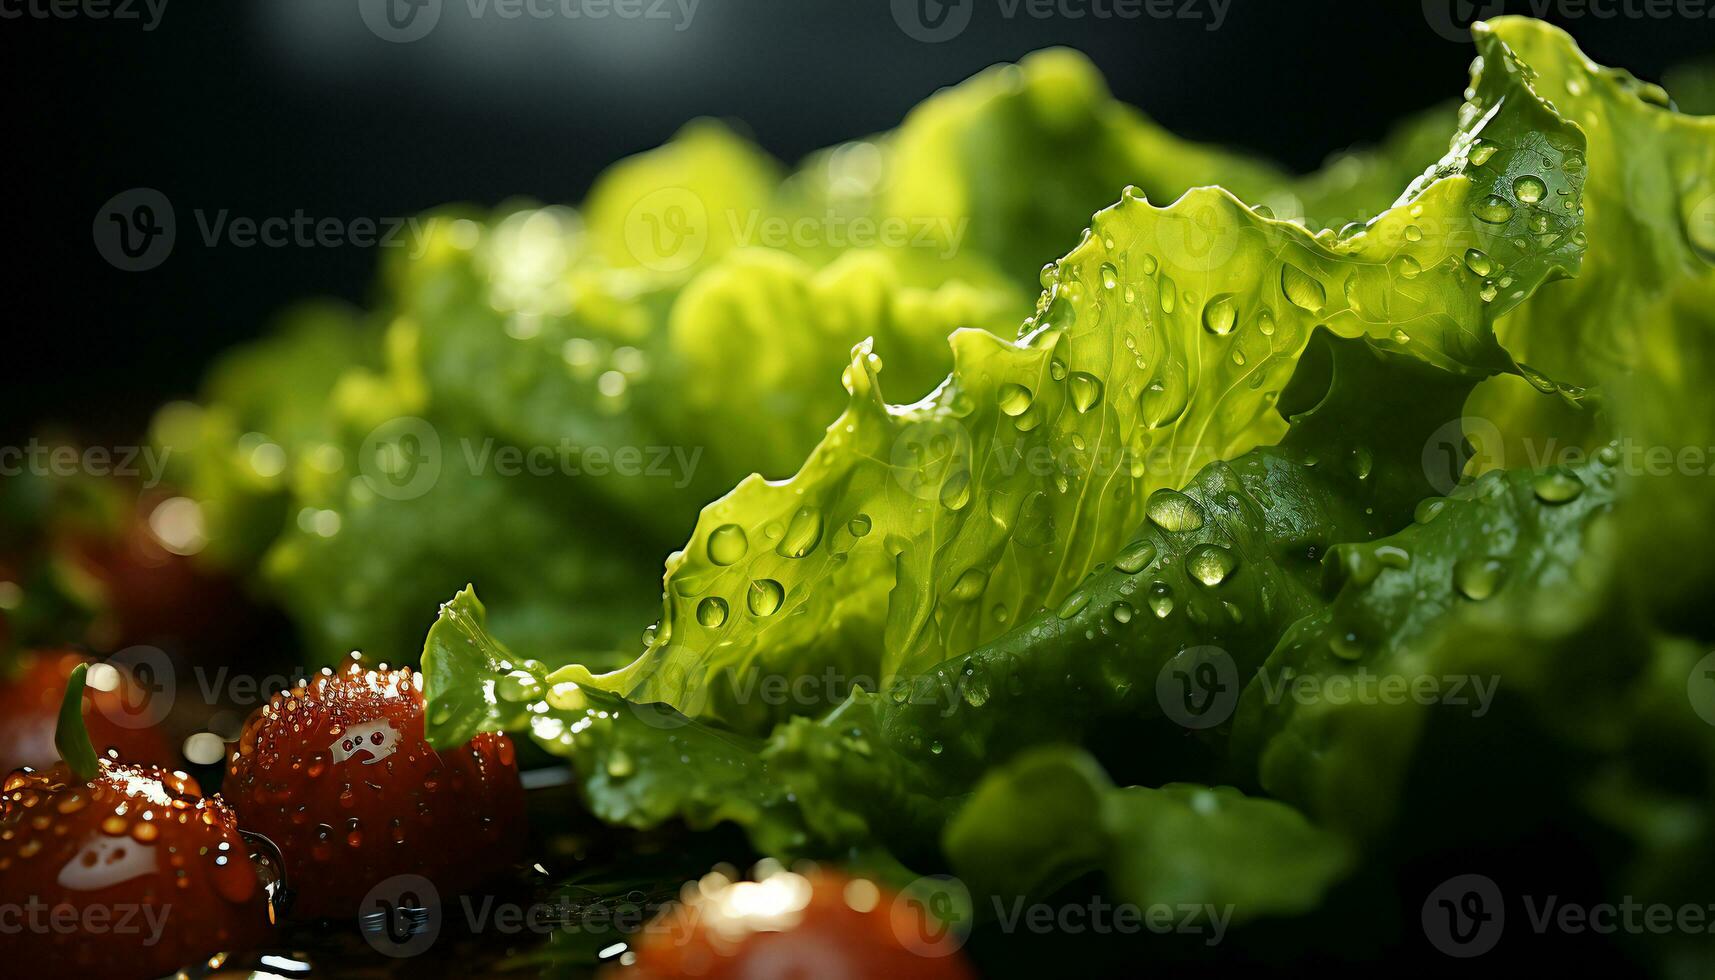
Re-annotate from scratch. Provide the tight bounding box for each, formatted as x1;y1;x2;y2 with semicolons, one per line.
944;746;1350;920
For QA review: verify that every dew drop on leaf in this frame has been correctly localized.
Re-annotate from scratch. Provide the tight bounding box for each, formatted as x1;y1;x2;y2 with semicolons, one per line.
707;524;748;566
1280;265;1326;312
696;596;729;628
1145;489;1205;532
1513;175;1546;204
1532;469;1584;504
1201;293;1238;336
1453;557;1507;601
998;383;1034;417
1185;543;1238;587
1113;540;1157;574
1068;372;1104;413
1473;195;1515;224
747;579;784;617
776;507;824;558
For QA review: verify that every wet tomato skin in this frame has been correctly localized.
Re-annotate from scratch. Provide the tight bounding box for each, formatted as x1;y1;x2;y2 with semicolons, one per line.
225;661;525;919
612;869;975;980
0;761;272;979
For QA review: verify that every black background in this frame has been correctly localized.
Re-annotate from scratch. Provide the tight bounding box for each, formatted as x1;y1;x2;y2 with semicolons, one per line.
1;0;1708;442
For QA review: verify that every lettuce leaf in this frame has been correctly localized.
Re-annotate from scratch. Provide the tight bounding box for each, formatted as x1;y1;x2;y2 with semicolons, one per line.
944;747;1350;920
558;36;1588;731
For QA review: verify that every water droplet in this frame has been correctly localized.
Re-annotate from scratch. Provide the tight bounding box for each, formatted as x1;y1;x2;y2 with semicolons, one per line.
1464;248;1493;276
950;568;988;602
1532;469;1584;504
940;471;972;511
1050;358;1068;381
1513;175;1546;204
1470;142;1498;166
1348;447;1374;480
1140;253;1158;275
1111;602;1134;624
1375;545;1412;569
1474;195;1514;224
1201;293;1238;336
1415;497;1448;524
1140;371;1189;429
1145;489;1205;532
1113;540;1157;574
1185;544;1237;587
1256;309;1276;336
1057;591;1091;620
1330;631;1365;661
1479;281;1499;303
747;579;784;617
1159;275;1178;314
1404;225;1423;242
1453;557;1507;601
1391;255;1422;279
847;515;872;537
962;673;991;708
1281;265;1325;312
696;596;729;628
777;507;824;558
998;383;1034;417
707;524;748;566
1147;582;1175;619
1099;263;1119;290
1068;372;1104;413
496;670;543;703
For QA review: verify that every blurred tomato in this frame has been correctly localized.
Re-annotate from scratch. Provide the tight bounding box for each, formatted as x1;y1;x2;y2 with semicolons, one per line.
612;868;973;980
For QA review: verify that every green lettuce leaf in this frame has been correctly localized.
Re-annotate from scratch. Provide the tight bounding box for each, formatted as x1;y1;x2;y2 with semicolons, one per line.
1464;18;1715;462
944;747;1350;920
1232;453;1627;841
558;37;1588;731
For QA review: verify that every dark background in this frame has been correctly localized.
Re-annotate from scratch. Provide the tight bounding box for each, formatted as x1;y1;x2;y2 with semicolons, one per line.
3;0;1709;443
